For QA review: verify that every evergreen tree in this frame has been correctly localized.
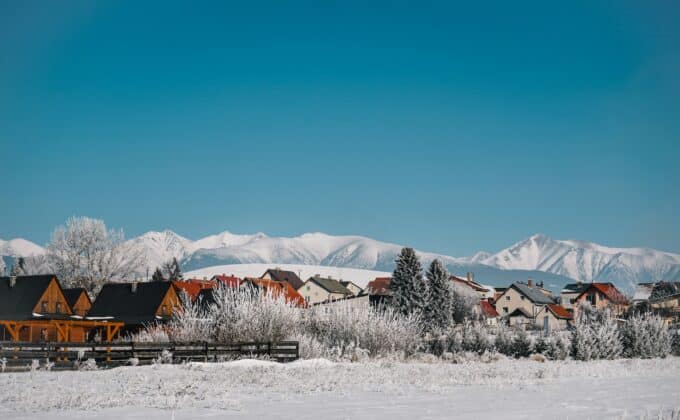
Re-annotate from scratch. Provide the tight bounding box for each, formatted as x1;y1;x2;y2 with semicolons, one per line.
424;259;451;331
391;247;425;316
151;267;166;282
9;257;26;276
163;257;183;281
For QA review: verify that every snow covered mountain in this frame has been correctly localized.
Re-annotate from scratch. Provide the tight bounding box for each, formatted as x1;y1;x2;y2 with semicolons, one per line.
478;234;680;291
0;238;45;274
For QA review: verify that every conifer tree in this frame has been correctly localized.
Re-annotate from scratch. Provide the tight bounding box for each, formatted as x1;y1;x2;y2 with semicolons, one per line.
152;267;166;282
163;257;183;281
424;259;451;331
391;247;425;316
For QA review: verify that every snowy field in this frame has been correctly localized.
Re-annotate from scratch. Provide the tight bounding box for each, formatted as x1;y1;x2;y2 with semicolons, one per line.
1;357;679;419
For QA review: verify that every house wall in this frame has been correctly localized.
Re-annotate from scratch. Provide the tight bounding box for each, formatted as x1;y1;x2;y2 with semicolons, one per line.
155;287;181;318
560;292;581;310
312;295;370;319
574;290;628;317
298;281;346;305
508;314;532;327
32;279;72;316
534;307;569;331
497;287;541;318
71;293;92;316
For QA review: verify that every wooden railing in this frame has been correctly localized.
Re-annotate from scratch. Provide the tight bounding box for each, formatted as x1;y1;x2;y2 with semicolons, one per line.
0;341;299;371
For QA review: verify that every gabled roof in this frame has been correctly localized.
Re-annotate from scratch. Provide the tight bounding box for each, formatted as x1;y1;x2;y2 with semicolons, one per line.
306;276;353;295
173;280;215;301
211;275;241;288
479;300;499;318
260;269;304;290
242;278;306;307
508;307;533;318
577;283;628;305
450;275;490;293
506;282;555;305
366;277;391;296
339;280;362;291
0;275;58;320
545;303;573;320
62;287;91;308
88;282;176;325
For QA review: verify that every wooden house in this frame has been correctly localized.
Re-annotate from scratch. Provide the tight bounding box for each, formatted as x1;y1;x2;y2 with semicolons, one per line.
0;275;122;342
62;288;92;317
87;281;181;335
297;275;353;305
259;269;304;290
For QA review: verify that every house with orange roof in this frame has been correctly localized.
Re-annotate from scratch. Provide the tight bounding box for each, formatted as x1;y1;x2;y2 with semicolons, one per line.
173;280;216;301
534;303;573;331
211;274;242;289
572;282;629;317
241;277;306;307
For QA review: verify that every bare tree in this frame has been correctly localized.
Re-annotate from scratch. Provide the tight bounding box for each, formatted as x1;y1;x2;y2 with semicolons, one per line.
47;216;146;293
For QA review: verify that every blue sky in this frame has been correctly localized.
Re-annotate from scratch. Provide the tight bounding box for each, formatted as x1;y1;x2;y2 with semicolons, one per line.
1;1;679;256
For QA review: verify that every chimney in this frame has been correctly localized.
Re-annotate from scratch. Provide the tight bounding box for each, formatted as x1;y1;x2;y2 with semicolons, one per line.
527;278;534;288
131;282;138;293
9;276;16;288
467;272;474;283
203;276;207;281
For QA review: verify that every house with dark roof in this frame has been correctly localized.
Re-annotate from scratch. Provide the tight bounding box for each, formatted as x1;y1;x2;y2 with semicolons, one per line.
495;280;556;321
298;275;353;305
260;269;304;290
88;281;181;333
0;275;122;342
62;288;92;317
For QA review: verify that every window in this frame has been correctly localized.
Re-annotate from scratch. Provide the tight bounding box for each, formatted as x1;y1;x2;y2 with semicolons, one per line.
306;285;310;291
305;296;310;303
570;299;576;304
520;295;525;301
56;302;62;314
506;296;510;300
41;301;48;312
503;307;508;314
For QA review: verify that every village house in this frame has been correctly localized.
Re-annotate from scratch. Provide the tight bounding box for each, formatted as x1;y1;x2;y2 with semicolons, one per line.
507;307;534;327
339;280;363;296
87;281;181;335
644;282;680;326
241;277;306;307
560;282;591;311
0;275;122;342
173;279;217;301
62;288;92;317
495;280;556;319
259;269;304;290
476;300;500;325
211;274;242;289
570;282;629;318
365;277;392;306
451;273;495;299
534;303;573;331
297;275;353;305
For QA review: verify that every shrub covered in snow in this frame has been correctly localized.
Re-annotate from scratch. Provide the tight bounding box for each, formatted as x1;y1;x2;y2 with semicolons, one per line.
621;312;671;359
534;332;570;360
461;321;492;355
571;306;622;361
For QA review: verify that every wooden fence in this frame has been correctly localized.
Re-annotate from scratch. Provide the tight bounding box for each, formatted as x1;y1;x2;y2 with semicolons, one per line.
0;341;299;371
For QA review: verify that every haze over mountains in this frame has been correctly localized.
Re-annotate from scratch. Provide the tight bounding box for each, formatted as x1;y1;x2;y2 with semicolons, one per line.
2;230;679;293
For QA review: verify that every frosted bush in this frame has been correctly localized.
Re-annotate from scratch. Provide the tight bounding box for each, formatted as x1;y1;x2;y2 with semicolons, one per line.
493;324;515;356
461;321;492;355
303;303;422;358
165;292;215;342
510;328;533;358
621;312;671;359
571;306;622;361
534;332;569;360
132;324;170;342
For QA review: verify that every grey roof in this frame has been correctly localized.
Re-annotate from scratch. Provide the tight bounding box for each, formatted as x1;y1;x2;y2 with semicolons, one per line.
510;282;555;304
0;275;57;320
307;277;353;295
261;269;304;290
88;282;174;325
562;283;590;294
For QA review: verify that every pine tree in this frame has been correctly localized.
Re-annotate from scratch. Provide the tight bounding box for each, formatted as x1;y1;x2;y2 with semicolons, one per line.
424;259;451;331
391;248;425;316
151;267;166;282
163;257;183;281
9;257;26;276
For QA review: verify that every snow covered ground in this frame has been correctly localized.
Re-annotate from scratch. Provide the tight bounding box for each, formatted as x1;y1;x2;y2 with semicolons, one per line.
1;357;679;419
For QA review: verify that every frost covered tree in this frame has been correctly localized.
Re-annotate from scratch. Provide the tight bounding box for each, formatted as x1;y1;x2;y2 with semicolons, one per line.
424;259;452;331
449;282;479;323
571;305;622;360
151;267;166;282
621;312;671;359
9;257;26;276
163;257;183;281
391;247;426;316
46;216;146;293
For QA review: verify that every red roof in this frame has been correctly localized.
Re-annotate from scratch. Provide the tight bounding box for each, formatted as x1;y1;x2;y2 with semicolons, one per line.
243;278;306;307
211;275;242;289
546;303;573;319
366;277;391;296
578;283;628;305
479;300;499;318
173;280;216;301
